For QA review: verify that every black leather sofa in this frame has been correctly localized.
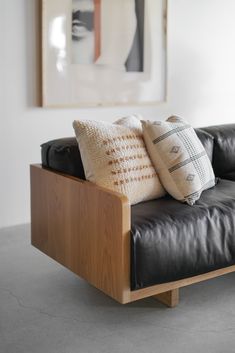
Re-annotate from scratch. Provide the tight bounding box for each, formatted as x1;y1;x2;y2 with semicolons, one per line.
39;124;235;298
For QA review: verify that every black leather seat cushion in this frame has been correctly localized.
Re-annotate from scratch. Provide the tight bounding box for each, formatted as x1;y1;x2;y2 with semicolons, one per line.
131;179;235;290
41;138;85;179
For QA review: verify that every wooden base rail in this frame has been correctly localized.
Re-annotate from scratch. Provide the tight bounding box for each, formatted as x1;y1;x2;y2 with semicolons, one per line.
30;165;235;307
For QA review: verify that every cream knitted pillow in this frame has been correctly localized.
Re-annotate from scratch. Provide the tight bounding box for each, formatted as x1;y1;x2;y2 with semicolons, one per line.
142;116;216;205
73;116;165;205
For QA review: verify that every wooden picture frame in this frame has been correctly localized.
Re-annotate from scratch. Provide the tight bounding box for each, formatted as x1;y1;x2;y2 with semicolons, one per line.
41;0;167;107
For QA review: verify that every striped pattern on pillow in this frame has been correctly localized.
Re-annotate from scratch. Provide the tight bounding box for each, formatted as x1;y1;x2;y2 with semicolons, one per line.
142;116;216;205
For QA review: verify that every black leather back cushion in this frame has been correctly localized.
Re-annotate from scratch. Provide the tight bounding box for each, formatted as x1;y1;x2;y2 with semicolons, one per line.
195;128;214;162
41;137;85;179
41;129;214;179
202;124;235;177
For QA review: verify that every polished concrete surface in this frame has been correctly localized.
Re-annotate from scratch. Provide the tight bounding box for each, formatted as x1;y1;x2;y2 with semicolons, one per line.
1;224;235;353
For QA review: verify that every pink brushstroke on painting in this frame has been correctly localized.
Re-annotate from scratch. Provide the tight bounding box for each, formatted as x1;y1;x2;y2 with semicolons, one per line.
95;0;137;72
94;0;101;61
72;0;145;72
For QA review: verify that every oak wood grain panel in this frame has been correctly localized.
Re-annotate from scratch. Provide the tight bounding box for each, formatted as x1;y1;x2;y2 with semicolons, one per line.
30;165;131;303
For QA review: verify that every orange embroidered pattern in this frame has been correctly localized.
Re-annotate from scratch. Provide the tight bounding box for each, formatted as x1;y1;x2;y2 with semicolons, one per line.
108;154;145;165
106;144;144;155
113;173;156;186
111;164;153;175
103;134;142;145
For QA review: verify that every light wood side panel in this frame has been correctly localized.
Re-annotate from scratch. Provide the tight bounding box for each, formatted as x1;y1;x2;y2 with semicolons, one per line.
154;289;179;308
30;165;131;303
31;165;235;306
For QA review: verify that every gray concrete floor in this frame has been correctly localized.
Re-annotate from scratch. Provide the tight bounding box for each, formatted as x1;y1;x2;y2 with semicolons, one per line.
1;225;235;353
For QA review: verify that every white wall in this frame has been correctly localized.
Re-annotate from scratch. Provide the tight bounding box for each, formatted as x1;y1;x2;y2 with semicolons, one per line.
1;0;235;228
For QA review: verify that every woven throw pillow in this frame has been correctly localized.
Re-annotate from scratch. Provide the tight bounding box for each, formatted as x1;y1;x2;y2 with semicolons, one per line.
73;115;165;205
142;116;216;205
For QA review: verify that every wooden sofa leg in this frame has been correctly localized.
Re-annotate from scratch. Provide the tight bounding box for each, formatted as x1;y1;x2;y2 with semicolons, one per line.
153;288;179;308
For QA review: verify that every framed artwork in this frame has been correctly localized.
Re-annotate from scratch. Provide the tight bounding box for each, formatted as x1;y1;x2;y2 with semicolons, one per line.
42;0;167;107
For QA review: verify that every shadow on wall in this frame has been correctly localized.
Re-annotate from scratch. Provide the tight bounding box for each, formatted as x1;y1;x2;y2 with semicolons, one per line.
168;39;214;126
24;0;42;108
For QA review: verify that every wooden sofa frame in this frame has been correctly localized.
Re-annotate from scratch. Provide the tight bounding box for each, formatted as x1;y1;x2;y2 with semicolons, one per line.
31;165;235;307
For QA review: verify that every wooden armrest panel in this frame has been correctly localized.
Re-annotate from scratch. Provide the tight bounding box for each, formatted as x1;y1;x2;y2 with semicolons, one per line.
30;165;131;303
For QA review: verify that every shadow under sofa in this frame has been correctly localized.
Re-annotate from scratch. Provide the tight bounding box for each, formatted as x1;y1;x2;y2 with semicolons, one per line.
30;124;235;307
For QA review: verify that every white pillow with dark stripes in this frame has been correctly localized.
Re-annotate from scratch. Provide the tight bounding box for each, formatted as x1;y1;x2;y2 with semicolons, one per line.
142;116;216;205
73;115;166;205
